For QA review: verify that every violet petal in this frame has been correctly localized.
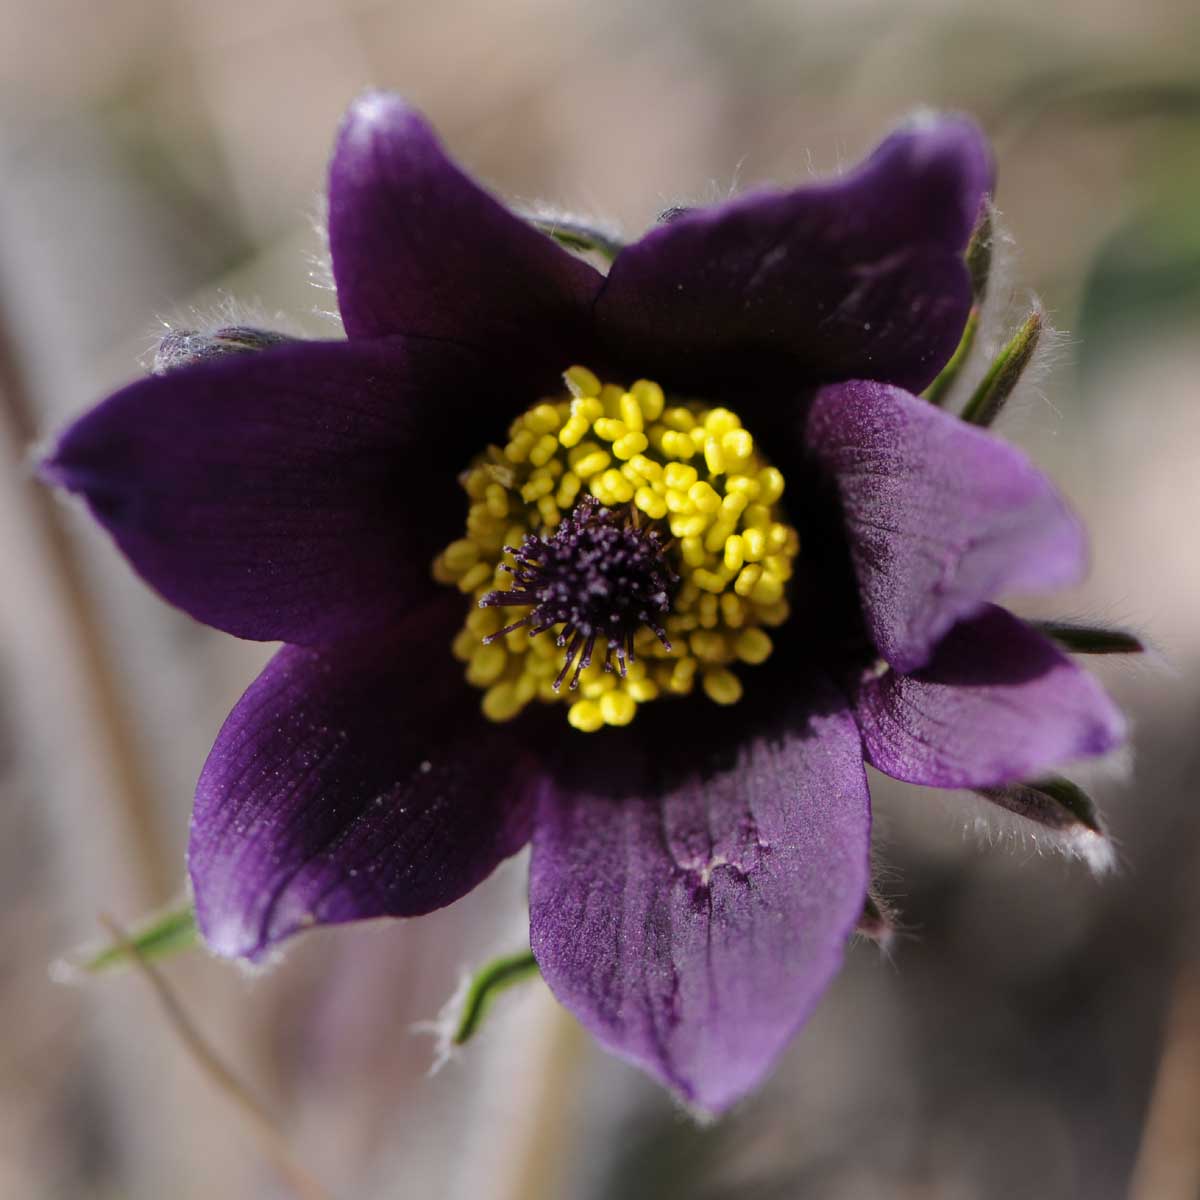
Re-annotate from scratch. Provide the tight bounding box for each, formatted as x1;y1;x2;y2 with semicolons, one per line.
854;605;1125;789
43;336;495;645
329;91;602;362
529;686;871;1114
807;379;1086;674
595;113;993;395
189;601;539;961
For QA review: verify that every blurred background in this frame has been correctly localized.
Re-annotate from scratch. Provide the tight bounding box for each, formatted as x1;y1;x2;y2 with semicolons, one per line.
1;0;1199;1196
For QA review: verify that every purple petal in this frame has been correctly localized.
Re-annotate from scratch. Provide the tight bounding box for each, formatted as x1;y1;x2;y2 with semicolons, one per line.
43;336;495;645
596;113;992;395
329;91;602;360
529;687;871;1113
189;601;539;961
853;605;1125;789
807;379;1086;674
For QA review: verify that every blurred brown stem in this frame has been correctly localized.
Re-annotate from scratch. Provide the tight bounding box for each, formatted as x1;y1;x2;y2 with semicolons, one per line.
100;915;334;1200
0;280;173;902
1128;963;1200;1200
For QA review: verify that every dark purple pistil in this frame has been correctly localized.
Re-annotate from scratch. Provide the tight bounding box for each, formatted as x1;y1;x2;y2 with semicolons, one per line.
479;496;677;690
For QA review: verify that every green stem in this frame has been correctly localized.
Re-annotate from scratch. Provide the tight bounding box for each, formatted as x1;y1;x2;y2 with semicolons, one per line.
454;950;541;1045
70;901;198;975
925;305;980;406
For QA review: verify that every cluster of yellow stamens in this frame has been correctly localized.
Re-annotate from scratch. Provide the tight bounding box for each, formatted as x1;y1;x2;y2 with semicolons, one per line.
432;366;799;730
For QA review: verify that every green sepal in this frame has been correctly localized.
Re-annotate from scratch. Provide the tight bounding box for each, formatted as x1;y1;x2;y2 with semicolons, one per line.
960;306;1043;427
1034;620;1145;656
58;900;198;978
924;305;980;407
524;213;624;262
924;211;994;407
452;950;541;1046
966;207;993;305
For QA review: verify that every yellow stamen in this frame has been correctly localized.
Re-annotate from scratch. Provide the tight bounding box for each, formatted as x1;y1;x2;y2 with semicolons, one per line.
432;367;800;730
702;667;744;706
567;699;605;732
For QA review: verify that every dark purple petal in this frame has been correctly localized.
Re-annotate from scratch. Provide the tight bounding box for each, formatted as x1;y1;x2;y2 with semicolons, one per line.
329;91;602;361
189;601;539;961
853;605;1125;789
595;114;993;395
43;337;497;645
529;686;871;1113
807;380;1086;674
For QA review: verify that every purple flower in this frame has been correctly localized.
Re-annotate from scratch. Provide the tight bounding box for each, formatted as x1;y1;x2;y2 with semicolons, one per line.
42;93;1124;1114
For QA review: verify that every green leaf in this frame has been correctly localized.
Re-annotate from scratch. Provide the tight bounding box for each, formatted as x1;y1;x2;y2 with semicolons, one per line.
452;950;541;1045
59;901;198;978
960;306;1043;426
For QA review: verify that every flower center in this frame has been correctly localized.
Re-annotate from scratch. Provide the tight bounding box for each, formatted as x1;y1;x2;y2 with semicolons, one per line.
432;366;799;730
479;495;677;690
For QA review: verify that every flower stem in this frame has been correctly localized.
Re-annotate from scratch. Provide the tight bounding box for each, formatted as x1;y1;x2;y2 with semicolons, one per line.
100;915;333;1200
0;285;173;903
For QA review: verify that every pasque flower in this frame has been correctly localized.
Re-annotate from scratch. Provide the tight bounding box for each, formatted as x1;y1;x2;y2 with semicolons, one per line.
42;92;1125;1113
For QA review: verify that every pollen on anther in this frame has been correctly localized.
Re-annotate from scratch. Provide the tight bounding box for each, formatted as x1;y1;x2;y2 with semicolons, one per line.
431;366;800;730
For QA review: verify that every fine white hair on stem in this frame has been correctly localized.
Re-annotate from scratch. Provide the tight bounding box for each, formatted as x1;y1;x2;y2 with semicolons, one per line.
411;969;472;1077
947;203;1072;432
970;202;1018;359
985;296;1072;436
